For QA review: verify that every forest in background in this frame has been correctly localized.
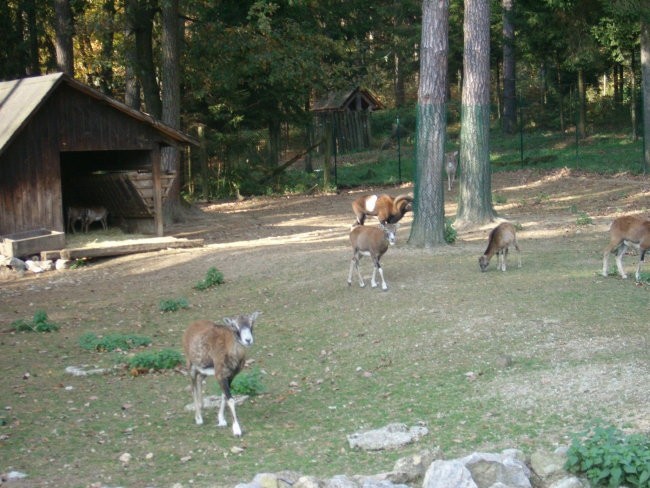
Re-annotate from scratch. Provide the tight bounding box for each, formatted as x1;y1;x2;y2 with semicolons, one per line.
0;0;648;199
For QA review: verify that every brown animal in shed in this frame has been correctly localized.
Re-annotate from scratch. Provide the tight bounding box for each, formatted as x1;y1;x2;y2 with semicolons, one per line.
601;215;650;281
352;194;413;226
478;222;521;272
67;206;86;234
348;223;398;291
82;206;108;233
182;312;261;437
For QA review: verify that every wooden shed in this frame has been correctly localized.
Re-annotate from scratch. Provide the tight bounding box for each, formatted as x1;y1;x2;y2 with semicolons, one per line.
312;87;384;154
0;73;196;245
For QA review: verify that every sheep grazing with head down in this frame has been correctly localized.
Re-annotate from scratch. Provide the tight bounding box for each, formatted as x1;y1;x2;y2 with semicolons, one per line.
602;215;650;281
182;311;261;437
352;194;413;226
479;222;521;272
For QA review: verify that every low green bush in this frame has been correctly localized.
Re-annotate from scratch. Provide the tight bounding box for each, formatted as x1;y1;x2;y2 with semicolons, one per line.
10;310;59;333
565;423;650;487
576;211;593;226
444;218;457;244
231;367;265;396
194;267;225;290
126;349;184;371
79;332;152;352
159;298;190;312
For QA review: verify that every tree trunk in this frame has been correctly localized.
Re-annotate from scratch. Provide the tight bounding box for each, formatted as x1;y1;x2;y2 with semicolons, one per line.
25;0;39;75
124;0;141;109
161;0;182;221
502;0;516;134
128;0;161;118
641;17;650;172
99;0;116;96
407;0;449;248
577;68;586;139
630;48;637;141
456;0;495;227
54;0;74;75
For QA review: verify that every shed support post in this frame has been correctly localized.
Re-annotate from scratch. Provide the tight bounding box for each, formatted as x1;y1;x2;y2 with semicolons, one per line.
152;144;164;236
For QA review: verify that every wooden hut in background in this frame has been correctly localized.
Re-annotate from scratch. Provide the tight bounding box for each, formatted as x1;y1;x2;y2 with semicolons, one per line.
0;73;196;250
311;87;383;154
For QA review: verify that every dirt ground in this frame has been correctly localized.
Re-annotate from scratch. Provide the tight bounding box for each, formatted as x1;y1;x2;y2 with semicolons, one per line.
1;168;649;487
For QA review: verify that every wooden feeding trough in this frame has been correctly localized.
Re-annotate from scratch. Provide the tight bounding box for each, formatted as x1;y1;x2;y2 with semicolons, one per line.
0;229;65;258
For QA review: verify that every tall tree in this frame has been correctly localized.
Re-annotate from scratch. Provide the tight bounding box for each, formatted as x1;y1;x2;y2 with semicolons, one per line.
641;14;650;172
456;0;495;226
161;0;182;218
502;0;516;133
54;0;74;75
408;0;449;248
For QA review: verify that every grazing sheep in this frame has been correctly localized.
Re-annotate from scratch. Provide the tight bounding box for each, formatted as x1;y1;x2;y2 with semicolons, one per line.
479;222;521;272
83;206;108;232
182;311;261;437
352;194;413;226
602;215;650;281
348;223;398;290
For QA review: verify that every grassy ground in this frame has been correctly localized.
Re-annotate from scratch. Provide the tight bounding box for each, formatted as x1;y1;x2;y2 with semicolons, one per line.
1;169;649;488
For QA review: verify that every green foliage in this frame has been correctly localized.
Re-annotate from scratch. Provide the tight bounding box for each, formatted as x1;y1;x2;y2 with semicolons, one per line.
79;332;152;352
565;424;650;488
444;218;457;244
159;298;189;313
10;310;59;333
576;212;593;226
194;267;225;290
70;258;89;269
125;349;184;371
231;367;265;396
494;194;508;204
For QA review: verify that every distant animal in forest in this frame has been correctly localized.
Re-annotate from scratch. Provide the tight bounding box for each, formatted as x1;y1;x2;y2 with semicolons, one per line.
348;223;398;291
445;151;459;191
479;222;521;272
601;215;650;281
352;194;413;226
182;312;261;437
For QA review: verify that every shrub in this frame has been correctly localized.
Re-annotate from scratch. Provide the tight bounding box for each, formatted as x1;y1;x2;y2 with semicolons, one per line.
231;367;265;396
576;211;593;226
494;193;508;204
79;332;152;352
126;349;184;371
159;298;190;312
565;423;650;488
444;218;457;244
194;267;225;290
10;310;59;333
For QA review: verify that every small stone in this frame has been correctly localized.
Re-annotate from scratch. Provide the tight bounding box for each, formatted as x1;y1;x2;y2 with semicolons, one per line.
119;452;132;464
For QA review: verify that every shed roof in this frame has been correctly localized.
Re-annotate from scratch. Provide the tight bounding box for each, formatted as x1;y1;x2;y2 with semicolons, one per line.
312;87;384;112
0;73;196;158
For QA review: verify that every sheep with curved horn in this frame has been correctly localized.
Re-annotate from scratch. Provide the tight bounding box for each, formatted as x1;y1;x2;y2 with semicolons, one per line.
352;194;413;226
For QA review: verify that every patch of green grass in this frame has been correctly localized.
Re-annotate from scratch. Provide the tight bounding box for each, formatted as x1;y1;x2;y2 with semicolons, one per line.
194;266;225;290
493;193;507;204
10;310;59;332
576;212;593;226
159;297;190;312
444;217;457;244
566;423;650;488
79;332;152;352
125;349;184;371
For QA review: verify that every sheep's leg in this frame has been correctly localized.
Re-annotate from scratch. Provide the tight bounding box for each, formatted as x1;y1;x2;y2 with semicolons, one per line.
190;367;204;425
502;248;509;271
615;244;629;279
349;252;365;287
635;249;646;282
371;257;388;290
448;175;451;191
514;241;522;268
219;378;242;437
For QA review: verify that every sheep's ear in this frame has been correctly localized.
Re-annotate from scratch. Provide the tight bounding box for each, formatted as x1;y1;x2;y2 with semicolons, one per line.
222;317;239;331
249;311;261;323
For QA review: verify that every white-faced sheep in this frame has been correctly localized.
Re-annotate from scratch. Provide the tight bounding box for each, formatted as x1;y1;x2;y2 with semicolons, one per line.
602;215;650;281
348;223;398;290
445;150;459;191
182;311;261;437
478;222;521;272
352;194;413;226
